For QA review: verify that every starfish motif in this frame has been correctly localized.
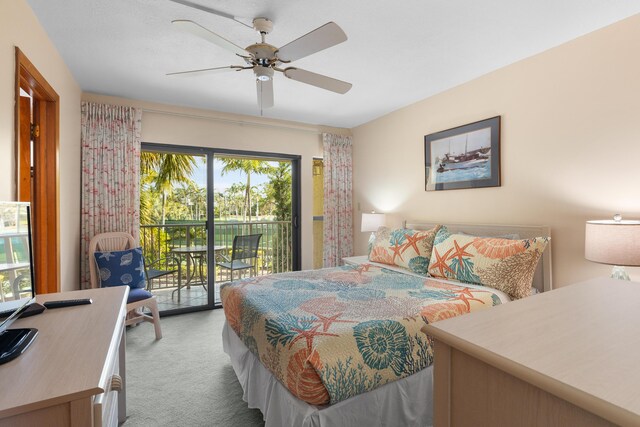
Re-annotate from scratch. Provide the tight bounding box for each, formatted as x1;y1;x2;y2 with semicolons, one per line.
313;313;357;332
457;286;488;298
389;243;405;263
429;247;455;277
401;232;427;254
355;264;371;275
448;240;474;266
98;251;115;261
135;260;145;277
289;324;339;352
449;288;486;310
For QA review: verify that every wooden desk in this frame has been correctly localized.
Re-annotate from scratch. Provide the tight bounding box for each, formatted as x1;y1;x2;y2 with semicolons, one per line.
0;287;128;427
425;278;640;427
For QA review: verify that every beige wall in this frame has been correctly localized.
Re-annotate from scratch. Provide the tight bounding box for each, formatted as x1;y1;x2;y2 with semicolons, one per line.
82;93;350;270
353;14;640;287
0;0;82;292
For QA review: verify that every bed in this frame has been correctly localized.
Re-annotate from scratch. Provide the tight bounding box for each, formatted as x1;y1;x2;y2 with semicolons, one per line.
221;222;552;427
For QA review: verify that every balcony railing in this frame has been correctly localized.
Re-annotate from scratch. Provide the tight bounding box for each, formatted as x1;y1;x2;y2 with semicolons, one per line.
140;221;293;292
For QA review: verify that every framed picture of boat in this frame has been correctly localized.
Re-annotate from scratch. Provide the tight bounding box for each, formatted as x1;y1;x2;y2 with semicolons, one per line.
424;116;501;191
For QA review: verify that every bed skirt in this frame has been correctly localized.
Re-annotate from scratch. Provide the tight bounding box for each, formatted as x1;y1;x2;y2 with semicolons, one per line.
222;321;434;427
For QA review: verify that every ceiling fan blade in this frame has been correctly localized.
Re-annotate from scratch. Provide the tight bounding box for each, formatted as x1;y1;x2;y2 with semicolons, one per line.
277;22;347;63
166;65;243;77
172;20;249;57
168;0;252;28
284;68;352;94
257;78;274;109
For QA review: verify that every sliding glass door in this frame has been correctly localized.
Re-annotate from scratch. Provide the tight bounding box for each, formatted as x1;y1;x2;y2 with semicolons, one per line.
141;144;300;315
140;148;210;312
212;154;295;294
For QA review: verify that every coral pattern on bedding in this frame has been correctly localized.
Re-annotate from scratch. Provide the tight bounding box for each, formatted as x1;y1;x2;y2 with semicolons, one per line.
368;225;441;274
428;226;549;299
221;264;502;405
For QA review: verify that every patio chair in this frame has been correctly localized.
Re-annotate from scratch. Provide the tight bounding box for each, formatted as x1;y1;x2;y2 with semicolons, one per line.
216;234;262;282
89;232;164;339
146;255;182;292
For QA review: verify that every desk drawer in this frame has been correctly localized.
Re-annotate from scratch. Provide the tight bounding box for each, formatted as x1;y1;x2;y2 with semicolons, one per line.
93;336;122;427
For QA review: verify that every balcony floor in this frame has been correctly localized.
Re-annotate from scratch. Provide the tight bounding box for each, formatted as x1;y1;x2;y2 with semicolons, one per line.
152;283;222;312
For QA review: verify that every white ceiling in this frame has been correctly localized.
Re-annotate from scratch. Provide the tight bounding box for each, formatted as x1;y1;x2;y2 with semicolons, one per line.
26;0;640;128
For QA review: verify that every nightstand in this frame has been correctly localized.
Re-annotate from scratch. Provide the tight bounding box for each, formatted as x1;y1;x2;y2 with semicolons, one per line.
342;255;369;266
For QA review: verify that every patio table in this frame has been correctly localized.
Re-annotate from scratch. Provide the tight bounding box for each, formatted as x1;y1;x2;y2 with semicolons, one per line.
170;245;226;302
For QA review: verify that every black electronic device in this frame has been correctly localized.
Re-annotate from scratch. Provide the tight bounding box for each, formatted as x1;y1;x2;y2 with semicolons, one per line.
0;297;38;365
0;328;38;365
0;302;45;319
43;299;93;309
0;201;38;365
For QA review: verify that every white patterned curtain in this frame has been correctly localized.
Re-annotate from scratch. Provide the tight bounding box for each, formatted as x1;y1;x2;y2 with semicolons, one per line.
322;133;353;267
80;102;142;288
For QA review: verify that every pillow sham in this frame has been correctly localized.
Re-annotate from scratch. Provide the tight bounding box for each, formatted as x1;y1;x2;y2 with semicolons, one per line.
369;225;441;274
427;226;549;299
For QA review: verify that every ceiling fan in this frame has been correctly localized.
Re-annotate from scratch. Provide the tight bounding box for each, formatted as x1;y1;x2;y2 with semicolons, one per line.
167;0;352;111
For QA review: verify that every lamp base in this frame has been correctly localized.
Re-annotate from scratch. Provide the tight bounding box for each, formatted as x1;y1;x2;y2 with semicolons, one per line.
367;232;376;256
610;266;630;281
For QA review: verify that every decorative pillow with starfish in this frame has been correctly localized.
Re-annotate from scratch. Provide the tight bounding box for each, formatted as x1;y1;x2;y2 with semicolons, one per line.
428;226;550;299
369;225;441;274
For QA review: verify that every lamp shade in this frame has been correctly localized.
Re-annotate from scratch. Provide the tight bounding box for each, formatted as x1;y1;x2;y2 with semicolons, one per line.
361;212;386;233
585;220;640;266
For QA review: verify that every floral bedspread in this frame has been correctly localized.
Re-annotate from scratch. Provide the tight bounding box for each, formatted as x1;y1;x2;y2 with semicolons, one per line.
221;264;502;405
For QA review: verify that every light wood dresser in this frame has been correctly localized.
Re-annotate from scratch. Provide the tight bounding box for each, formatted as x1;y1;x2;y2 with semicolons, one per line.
425;278;640;427
0;286;128;427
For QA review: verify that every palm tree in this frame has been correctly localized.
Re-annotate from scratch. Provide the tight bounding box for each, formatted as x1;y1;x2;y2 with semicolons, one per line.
264;162;292;272
141;152;197;224
218;157;274;222
225;183;246;218
265;162;292;221
140;169;159;225
214;192;225;219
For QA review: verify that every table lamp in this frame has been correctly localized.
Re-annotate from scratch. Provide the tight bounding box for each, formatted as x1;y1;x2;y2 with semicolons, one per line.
361;211;386;252
361;211;386;236
585;214;640;280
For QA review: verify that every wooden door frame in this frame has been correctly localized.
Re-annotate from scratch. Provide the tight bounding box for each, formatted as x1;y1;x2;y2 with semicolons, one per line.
14;47;60;294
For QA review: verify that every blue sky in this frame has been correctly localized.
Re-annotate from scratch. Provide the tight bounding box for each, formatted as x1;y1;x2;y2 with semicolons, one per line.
191;156;278;193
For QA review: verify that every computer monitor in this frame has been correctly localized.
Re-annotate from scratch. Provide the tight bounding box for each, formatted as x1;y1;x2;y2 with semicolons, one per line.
0;201;38;364
0;201;35;301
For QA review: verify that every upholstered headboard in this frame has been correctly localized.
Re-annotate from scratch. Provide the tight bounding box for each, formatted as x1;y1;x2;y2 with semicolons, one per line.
404;220;553;293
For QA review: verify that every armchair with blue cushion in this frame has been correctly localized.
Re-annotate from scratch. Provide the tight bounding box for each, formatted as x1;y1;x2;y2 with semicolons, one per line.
89;232;165;339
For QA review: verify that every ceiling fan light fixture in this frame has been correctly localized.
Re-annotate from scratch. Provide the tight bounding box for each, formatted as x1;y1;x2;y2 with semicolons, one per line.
252;18;273;35
254;66;274;82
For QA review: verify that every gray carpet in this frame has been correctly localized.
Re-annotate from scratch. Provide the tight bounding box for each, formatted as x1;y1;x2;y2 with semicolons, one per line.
123;309;265;427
